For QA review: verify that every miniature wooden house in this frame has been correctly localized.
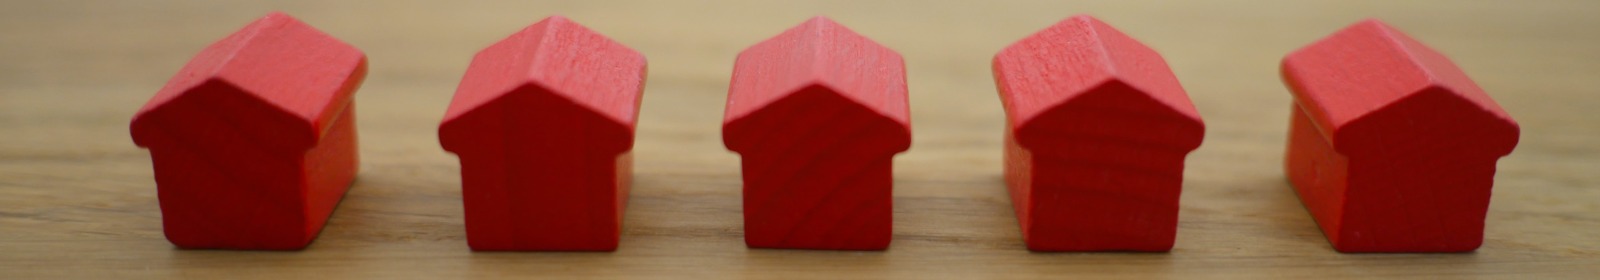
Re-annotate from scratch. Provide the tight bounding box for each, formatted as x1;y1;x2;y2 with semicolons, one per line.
723;17;911;250
439;16;646;251
992;15;1205;252
1281;19;1520;252
129;12;367;250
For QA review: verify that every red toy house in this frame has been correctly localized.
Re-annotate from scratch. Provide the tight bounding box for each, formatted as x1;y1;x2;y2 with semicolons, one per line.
723;17;911;250
1282;19;1520;253
129;12;366;250
992;15;1205;252
439;16;646;251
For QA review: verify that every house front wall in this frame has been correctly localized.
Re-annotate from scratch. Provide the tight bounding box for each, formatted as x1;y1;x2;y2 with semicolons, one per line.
729;89;908;250
1337;154;1499;252
447;90;631;251
1015;137;1188;252
139;101;314;249
1288;104;1499;252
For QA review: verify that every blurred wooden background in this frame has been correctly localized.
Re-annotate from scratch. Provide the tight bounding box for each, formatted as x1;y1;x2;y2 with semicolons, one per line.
2;0;1598;279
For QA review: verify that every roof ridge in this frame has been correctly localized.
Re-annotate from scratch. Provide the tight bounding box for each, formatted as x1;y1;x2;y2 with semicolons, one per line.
524;16;568;84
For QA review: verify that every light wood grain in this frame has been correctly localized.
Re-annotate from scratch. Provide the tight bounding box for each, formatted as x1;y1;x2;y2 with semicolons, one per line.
2;0;1598;279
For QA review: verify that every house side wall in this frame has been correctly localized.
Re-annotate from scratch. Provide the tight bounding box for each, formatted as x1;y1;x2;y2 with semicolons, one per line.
1002;124;1034;237
1286;105;1351;247
300;103;359;239
614;151;633;225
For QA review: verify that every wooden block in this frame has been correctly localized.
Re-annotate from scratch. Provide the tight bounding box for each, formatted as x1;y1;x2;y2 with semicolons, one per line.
992;15;1205;252
439;16;645;251
723;16;911;250
129;12;366;250
1281;19;1520;253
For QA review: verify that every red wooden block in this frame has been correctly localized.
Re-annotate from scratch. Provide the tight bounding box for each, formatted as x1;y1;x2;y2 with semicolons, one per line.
723;17;911;250
992;15;1205;252
439;16;645;251
129;12;366;250
1281;19;1520;253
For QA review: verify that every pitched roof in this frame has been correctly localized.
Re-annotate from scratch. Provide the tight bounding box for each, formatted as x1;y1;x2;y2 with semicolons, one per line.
993;15;1203;151
132;12;366;150
1282;19;1518;156
724;16;910;128
441;16;646;130
994;15;1201;131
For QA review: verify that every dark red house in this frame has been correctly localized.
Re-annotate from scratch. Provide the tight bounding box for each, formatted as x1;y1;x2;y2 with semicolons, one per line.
439;16;646;251
130;12;366;250
1282;19;1520;252
723;17;911;250
992;15;1205;252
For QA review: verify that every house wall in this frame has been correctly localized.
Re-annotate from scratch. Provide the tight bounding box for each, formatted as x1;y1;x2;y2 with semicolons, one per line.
1289;104;1500;252
141;91;316;249
300;103;359;239
1019;144;1185;251
453;92;629;251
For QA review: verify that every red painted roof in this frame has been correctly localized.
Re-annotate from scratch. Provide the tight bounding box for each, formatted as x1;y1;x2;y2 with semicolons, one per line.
723;16;910;129
131;12;366;151
1282;19;1518;156
440;16;647;131
993;15;1203;151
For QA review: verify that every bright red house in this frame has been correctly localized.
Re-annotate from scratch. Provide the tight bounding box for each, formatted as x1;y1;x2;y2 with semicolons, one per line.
1282;19;1520;252
439;16;646;251
129;12;367;250
723;17;911;250
992;15;1205;252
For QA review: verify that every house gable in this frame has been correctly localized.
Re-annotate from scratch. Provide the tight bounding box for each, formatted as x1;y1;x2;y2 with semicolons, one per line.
439;82;636;156
1336;86;1520;158
722;83;911;155
132;79;320;155
1014;79;1205;155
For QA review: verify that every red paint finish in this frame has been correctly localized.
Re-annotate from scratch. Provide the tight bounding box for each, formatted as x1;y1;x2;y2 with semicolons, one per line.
130;12;366;250
439;16;645;251
723;17;910;250
992;15;1204;252
1281;19;1520;253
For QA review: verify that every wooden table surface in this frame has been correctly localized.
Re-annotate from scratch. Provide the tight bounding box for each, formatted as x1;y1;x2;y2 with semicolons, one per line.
3;0;1598;279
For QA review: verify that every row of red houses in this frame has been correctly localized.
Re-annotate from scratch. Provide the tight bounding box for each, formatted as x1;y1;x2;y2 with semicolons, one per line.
130;13;1518;252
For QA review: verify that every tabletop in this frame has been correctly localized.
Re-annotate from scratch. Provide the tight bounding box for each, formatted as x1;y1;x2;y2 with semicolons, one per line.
2;0;1598;279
